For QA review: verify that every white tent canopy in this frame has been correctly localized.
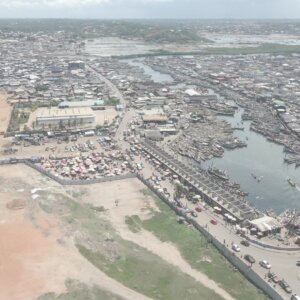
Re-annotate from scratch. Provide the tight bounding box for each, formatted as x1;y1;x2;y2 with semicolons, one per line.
249;215;282;233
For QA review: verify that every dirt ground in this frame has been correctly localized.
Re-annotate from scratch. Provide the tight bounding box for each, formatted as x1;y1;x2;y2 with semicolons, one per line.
0;93;12;133
94;108;118;126
0;165;150;300
0;164;233;300
78;179;234;300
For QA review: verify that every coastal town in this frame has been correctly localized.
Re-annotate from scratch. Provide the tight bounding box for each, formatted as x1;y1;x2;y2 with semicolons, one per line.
0;20;300;300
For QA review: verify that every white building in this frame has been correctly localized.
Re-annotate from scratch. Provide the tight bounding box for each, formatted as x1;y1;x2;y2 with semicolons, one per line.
36;107;95;127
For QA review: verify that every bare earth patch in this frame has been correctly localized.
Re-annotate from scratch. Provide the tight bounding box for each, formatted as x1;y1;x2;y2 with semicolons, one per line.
0;164;238;300
0;165;151;300
81;179;234;300
0;92;11;133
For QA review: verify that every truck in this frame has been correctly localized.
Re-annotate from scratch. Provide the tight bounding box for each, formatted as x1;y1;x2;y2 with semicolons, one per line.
84;130;95;137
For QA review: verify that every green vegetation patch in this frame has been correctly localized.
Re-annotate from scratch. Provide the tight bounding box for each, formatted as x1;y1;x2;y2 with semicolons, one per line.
61;198;223;300
116;43;300;59
38;279;125;300
138;189;267;300
202;43;300;55
7;107;30;132
78;242;223;300
105;97;120;106
36;191;224;300
125;215;142;233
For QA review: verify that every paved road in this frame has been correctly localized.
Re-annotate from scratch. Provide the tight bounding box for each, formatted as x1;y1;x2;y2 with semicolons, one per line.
86;64;126;107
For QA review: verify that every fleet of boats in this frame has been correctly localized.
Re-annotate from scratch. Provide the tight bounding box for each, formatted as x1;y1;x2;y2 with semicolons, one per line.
251;173;263;182
208;167;229;181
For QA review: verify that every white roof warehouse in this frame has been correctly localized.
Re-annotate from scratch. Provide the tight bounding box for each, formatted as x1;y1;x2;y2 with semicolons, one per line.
36;107;95;127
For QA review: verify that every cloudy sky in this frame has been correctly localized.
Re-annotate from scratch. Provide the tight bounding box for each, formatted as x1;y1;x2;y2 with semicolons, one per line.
0;0;299;19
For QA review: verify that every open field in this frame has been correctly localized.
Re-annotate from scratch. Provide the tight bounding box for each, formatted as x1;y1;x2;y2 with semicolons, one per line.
72;178;232;300
112;43;300;59
94;108;118;126
0;163;268;300
0;164;228;300
0;165;151;300
0;93;12;133
128;190;267;300
38;280;126;300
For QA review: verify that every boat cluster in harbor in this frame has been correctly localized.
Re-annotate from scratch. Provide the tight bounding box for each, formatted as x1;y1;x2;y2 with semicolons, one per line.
142;54;300;167
170;107;246;162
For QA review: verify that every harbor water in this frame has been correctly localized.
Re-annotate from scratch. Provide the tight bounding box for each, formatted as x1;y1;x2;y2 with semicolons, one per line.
202;108;300;213
126;58;174;83
126;58;300;213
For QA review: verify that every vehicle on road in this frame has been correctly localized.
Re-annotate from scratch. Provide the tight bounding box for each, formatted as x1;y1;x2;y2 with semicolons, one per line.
191;211;198;218
259;260;271;269
244;254;255;264
195;206;203;212
210;219;217;225
232;243;241;252
267;272;279;283
240;240;250;247
279;279;292;294
296;260;300;266
291;294;300;300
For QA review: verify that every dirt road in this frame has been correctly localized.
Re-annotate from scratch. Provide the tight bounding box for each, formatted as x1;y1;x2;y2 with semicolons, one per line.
83;178;235;300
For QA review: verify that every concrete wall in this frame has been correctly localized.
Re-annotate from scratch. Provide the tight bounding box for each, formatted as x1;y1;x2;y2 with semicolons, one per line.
136;174;284;300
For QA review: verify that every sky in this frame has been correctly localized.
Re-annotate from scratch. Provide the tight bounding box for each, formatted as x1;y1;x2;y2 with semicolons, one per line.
0;0;299;19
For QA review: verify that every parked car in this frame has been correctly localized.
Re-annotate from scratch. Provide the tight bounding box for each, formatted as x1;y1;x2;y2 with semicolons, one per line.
279;279;292;294
244;254;255;264
240;240;250;247
191;211;198;218
296;261;300;266
268;272;279;283
195;206;203;212
259;260;271;269
232;243;241;252
210;219;217;225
